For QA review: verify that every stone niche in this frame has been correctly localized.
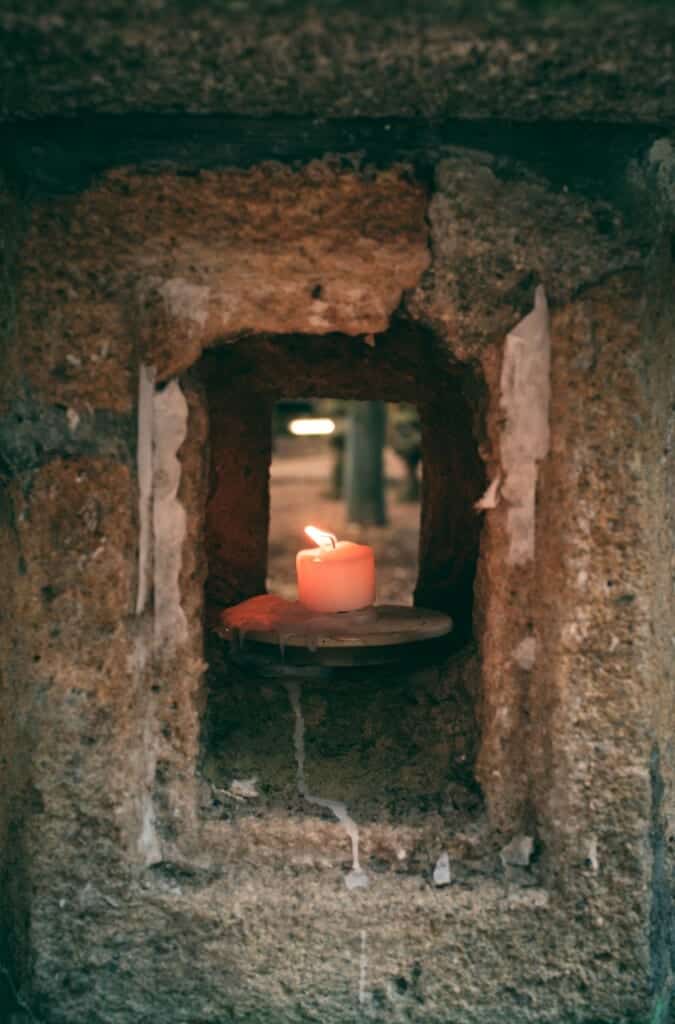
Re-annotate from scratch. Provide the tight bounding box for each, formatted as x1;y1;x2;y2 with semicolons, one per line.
199;322;485;853
0;151;673;1024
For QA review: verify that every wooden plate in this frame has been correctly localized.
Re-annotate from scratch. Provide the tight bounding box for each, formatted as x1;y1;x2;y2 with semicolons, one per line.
213;595;452;652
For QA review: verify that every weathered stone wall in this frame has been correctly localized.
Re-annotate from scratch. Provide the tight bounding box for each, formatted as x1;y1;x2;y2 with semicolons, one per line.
0;144;672;1023
408;153;645;363
531;273;671;1011
0;162;435;1018
1;1;674;124
409;153;648;835
0;172;27;1007
0;163;428;412
641;214;675;1001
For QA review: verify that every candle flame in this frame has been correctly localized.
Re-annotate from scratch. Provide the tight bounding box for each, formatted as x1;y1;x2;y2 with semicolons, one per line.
305;525;337;549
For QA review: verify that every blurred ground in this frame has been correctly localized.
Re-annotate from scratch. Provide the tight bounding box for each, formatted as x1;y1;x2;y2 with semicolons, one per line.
267;437;420;605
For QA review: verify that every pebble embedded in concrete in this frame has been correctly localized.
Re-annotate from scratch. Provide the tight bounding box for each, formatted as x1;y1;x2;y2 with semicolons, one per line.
432;851;451;886
500;835;534;868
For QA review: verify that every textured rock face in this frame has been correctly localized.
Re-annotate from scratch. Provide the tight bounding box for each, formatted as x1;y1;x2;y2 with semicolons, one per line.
1;1;674;124
408;154;645;361
1;163;429;410
0;143;673;1024
203;645;480;844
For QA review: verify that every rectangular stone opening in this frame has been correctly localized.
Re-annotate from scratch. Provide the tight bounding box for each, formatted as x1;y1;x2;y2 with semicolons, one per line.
197;320;488;854
201;322;486;637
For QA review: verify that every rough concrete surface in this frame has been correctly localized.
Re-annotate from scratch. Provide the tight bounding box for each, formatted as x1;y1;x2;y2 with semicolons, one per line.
1;1;674;125
2;163;429;410
203;646;480;832
22;863;652;1024
408;153;645;362
0;138;673;1023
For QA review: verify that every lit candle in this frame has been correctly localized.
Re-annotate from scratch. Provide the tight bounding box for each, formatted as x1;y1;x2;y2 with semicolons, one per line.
296;526;375;614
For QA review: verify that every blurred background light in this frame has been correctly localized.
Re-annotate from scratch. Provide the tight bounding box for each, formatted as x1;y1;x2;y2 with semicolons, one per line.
289;417;336;436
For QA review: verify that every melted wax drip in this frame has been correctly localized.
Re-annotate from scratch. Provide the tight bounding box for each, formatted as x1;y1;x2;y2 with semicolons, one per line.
359;929;368;1006
286;681;368;890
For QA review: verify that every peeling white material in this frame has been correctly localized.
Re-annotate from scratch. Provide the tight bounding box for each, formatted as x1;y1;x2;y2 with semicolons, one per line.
432;851;451;886
647;138;675;207
585;835;599;873
287;681;368;890
130;630;162;867
228;777;259;800
139;789;162;867
135;365;190;651
66;407;80;433
159;278;210;330
513;636;537;670
136;364;156;615
500;834;534;868
474;472;501;511
499;286;551;564
152;381;189;652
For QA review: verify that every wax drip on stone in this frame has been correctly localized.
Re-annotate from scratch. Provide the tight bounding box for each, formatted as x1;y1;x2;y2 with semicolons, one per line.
286;681;369;890
151;378;189;653
135;364;155;617
358;929;368;1006
433;851;451;887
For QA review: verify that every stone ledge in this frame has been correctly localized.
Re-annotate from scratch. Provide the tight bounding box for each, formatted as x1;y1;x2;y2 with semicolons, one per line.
1;2;674;125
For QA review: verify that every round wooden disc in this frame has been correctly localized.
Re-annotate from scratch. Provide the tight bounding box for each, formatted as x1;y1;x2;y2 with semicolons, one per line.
214;595;452;651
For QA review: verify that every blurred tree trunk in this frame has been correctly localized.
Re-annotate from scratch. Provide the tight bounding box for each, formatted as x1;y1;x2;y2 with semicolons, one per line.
400;453;421;502
345;400;387;525
325;433;345;499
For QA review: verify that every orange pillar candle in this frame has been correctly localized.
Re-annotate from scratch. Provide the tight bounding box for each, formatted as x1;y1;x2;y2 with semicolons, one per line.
296;526;375;613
